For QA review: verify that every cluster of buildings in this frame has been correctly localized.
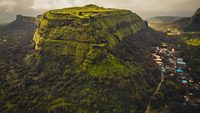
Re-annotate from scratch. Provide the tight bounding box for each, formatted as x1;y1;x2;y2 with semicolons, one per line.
152;46;200;106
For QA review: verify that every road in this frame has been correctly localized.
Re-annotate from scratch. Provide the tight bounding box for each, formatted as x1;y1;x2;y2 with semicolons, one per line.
144;72;164;113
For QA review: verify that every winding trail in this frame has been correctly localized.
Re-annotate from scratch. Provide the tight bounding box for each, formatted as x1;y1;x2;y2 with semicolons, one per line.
144;72;164;113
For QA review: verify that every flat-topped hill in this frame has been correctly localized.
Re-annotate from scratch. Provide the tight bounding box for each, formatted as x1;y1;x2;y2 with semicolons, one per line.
41;4;130;19
34;5;147;65
0;5;163;113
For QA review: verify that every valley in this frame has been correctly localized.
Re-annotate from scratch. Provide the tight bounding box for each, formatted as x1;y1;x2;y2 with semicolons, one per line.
146;8;200;113
0;4;199;113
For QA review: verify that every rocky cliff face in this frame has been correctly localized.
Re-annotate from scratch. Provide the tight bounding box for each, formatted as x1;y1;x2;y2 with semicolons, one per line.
33;5;147;65
0;5;163;113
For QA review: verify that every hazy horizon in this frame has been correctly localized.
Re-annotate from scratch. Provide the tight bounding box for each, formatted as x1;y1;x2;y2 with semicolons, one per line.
0;0;199;23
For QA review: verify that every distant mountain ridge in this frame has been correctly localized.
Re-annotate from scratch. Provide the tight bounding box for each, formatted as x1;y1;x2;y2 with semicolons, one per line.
147;16;183;23
147;8;200;32
0;15;36;31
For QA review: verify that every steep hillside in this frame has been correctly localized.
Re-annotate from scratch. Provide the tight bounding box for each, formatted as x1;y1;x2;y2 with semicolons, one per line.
0;5;163;113
172;8;200;32
172;17;191;31
185;8;200;31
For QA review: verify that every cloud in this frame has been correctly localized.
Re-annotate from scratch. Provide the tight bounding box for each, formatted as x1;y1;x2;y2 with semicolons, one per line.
0;0;16;12
29;0;200;15
31;0;73;10
0;0;200;23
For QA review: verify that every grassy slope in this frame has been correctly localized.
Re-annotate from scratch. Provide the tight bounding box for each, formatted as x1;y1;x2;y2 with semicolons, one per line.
0;5;163;113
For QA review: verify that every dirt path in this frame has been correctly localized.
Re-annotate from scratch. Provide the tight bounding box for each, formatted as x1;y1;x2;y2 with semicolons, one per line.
144;72;164;113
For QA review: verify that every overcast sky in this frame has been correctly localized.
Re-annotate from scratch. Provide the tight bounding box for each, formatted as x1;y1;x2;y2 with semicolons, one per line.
0;0;200;23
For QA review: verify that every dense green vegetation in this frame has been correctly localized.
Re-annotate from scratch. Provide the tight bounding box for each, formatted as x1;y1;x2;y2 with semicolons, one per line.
0;5;164;113
185;38;200;46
